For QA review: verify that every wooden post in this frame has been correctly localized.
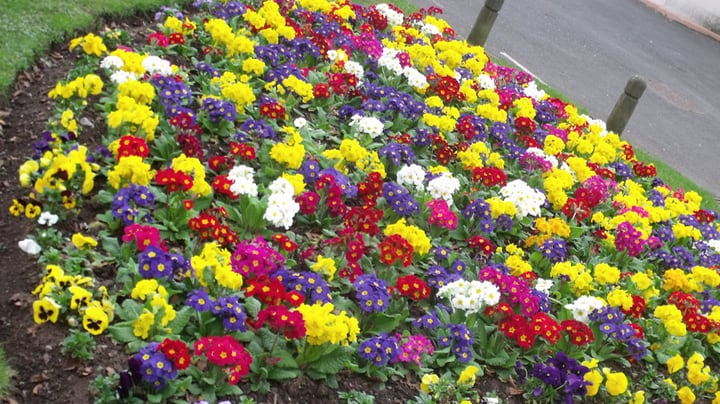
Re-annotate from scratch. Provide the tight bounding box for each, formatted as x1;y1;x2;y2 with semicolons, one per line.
467;0;505;46
607;76;646;135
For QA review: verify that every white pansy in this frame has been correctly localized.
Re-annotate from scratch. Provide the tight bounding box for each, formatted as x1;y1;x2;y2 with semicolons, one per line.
564;296;605;324
523;81;546;100
396;164;426;191
18;238;42;255
37;211;59;226
708;239;720;254
142;56;173;76
499;179;546;218
427;173;460;205
100;55;124;70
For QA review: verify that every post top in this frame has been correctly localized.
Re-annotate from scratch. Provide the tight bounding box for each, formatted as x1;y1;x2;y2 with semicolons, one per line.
624;75;647;98
485;0;505;12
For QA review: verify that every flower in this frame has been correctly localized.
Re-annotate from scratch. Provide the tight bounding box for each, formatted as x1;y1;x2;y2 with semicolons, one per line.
603;368;628;396
18;238;42;255
457;365;479;385
33;297;60;324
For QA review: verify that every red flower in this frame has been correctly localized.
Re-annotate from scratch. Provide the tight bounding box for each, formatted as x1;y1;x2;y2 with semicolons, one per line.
561;319;595;346
147;32;169;48
117;135;149;160
159;338;191;370
259;100;286;120
155;168;193;192
395;275;431;301
472;166;507;187
378;234;413;267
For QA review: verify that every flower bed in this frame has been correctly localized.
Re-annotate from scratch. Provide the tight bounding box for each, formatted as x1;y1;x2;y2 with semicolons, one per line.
8;0;720;402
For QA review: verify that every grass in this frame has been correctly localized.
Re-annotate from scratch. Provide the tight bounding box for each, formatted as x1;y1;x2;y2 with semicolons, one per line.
0;0;190;96
0;344;14;399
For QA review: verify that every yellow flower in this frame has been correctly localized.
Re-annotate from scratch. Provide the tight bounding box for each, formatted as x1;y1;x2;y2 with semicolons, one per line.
131;279;160;301
69;286;92;310
667;354;685;374
71;233;98;249
133;310;155;339
457;365;479;385
584;369;603;396
603;368;628;396
82;304;109;335
420;373;439;393
677;386;696;404
33;297;61;324
629;390;645;404
311;255;337;281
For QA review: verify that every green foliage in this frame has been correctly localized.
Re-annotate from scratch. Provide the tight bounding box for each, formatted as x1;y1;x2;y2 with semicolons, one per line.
0;344;14;400
61;329;97;360
339;389;375;404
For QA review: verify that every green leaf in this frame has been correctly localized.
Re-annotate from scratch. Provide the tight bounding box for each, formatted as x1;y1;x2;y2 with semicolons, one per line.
312;346;350;375
244;297;262;318
267;368;302;381
168;306;193;335
107;322;138;344
368;312;403;334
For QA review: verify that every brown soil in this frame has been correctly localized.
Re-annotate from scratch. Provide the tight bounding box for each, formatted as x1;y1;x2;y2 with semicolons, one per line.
0;10;522;404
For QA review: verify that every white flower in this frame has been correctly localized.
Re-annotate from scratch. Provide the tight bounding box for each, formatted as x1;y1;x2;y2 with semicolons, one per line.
100;55;124;70
351;115;385;138
438;279;500;314
228;165;258;197
419;22;441;37
396;164;426;191
110;70;139;84
708;239;720;254
344;60;365;81
564;296;605;323
18;238;42;255
403;67;427;89
293;117;308;129
523;81;546;100
427;173;460;205
534;278;554;294
263;178;300;229
375;3;404;26
378;48;403;75
476;74;496;90
499;179;546;218
37;211;59;226
142;55;173;76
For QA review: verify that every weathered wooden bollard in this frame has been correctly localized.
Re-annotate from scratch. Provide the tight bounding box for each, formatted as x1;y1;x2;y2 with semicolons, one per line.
467;0;505;46
606;76;647;135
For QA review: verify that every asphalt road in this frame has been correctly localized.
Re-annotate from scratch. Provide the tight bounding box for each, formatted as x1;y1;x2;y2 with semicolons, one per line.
412;0;720;199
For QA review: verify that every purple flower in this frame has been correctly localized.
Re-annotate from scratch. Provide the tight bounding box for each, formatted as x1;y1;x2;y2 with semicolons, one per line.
413;311;441;329
186;288;213;312
353;274;390;313
538;238;567;263
358;334;398;366
138;246;173;279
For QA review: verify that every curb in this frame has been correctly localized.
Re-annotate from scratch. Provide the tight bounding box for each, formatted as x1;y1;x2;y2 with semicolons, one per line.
637;0;720;42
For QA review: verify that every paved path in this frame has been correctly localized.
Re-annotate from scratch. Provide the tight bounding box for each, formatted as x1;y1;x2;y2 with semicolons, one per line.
412;0;720;199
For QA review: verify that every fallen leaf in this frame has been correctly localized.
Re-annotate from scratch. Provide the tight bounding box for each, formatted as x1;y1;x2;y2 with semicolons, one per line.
32;383;44;396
